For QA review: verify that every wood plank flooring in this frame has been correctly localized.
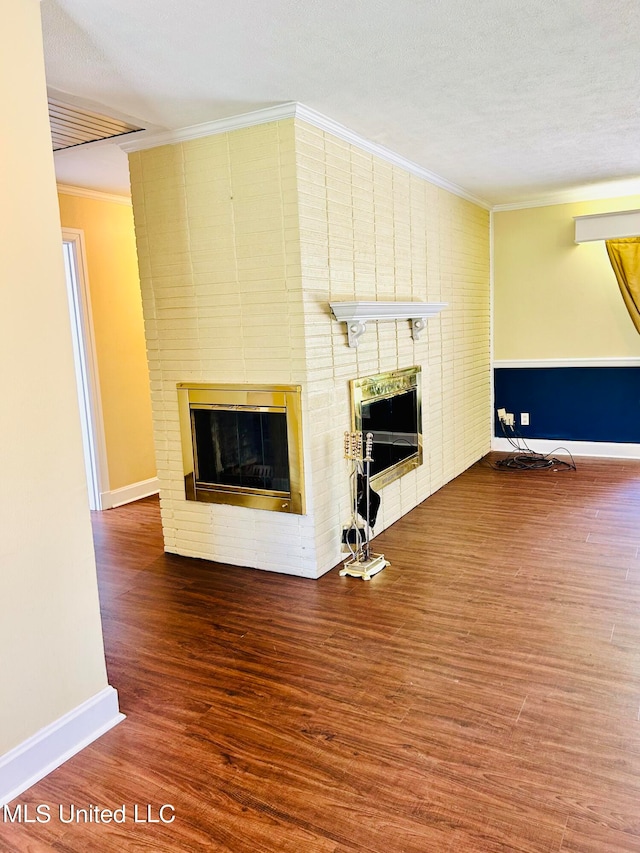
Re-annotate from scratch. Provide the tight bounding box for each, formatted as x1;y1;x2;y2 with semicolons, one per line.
3;454;640;851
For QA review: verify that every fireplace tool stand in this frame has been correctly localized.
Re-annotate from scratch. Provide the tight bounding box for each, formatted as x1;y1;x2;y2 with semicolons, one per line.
340;431;389;581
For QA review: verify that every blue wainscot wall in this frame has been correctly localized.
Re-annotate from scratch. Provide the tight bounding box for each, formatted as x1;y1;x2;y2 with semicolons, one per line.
493;363;640;448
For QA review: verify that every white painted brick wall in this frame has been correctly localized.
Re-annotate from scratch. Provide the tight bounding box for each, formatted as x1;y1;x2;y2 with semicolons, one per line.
293;120;490;573
129;117;490;579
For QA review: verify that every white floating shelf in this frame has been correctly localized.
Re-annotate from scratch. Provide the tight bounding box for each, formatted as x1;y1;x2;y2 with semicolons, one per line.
329;301;448;347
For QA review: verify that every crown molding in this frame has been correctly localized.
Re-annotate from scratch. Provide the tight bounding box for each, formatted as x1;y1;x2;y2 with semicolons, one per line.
57;183;131;205
493;180;640;212
119;102;299;152
293;104;490;209
119;102;491;209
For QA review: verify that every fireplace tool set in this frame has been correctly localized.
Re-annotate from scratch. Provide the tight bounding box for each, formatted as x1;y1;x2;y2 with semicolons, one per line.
340;431;389;580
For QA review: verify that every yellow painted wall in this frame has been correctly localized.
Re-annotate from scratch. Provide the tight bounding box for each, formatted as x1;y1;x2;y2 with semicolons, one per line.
0;0;108;755
58;193;156;492
494;196;640;360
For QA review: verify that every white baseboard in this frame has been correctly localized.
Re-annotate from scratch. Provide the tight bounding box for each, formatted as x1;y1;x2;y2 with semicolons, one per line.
0;686;125;806
492;437;640;460
101;476;159;509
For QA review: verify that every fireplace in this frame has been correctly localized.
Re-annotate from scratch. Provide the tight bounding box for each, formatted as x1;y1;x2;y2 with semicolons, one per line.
177;383;305;514
350;367;422;488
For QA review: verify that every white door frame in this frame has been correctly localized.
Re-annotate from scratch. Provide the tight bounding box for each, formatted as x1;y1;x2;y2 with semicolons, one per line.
62;228;110;510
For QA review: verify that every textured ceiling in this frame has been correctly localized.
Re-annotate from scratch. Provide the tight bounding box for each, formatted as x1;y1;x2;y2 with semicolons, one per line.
41;0;640;205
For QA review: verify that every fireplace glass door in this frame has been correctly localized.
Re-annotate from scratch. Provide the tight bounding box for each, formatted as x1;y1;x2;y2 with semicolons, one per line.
178;383;305;514
360;389;419;478
351;366;422;489
192;408;290;493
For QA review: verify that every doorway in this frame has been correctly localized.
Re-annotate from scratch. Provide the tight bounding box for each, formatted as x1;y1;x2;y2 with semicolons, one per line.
62;229;109;510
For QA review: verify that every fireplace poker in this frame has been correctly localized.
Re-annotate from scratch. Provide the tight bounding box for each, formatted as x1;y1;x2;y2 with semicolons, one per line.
363;432;373;561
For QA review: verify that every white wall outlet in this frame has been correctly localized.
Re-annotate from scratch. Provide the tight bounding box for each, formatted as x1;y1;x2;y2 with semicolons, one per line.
520;412;529;426
497;408;515;427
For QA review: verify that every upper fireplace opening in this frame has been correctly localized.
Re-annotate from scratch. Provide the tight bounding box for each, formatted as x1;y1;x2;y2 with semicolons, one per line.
350;367;422;489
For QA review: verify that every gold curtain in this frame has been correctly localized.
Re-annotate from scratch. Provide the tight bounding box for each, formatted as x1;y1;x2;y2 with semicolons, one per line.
605;237;640;333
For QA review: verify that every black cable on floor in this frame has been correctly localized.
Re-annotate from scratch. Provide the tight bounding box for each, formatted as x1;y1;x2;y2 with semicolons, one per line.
490;419;576;472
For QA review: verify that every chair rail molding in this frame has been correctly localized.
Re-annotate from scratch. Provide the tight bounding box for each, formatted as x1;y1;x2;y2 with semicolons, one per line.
329;301;448;347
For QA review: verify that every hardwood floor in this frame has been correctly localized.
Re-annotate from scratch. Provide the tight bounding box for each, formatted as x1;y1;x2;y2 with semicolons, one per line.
4;454;640;851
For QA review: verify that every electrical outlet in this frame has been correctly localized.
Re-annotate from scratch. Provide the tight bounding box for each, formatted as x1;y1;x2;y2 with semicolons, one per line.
520;412;529;426
497;408;515;428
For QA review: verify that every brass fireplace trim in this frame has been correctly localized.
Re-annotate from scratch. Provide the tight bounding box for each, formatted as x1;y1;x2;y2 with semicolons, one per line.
350;366;423;489
177;383;305;514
